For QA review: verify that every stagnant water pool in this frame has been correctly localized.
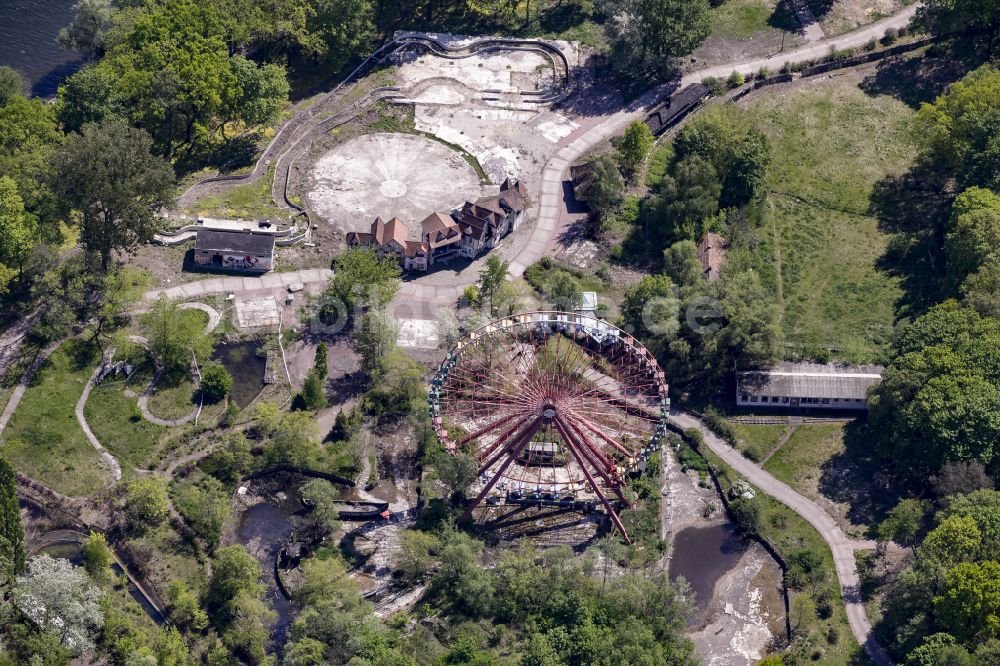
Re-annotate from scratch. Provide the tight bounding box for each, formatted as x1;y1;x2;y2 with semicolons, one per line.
669;523;748;624
212;341;266;408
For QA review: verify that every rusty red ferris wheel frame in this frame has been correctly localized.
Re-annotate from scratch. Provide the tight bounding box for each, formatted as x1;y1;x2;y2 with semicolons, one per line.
429;311;669;543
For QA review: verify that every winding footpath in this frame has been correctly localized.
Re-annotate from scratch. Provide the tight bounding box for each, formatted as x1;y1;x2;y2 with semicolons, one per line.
669;410;892;666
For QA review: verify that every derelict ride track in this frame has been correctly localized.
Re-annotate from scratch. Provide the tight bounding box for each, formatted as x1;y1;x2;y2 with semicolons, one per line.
429;311;669;543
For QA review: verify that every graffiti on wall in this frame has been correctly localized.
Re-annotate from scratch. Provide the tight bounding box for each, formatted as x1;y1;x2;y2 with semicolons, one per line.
223;254;271;270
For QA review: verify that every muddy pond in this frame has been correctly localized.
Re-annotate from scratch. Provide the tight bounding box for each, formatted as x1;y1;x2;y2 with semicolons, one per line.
237;499;298;645
212;341;266;408
669;523;748;624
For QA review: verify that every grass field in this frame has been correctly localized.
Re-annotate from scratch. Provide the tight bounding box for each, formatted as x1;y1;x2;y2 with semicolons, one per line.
735;74;917;361
729;422;788;461
711;0;779;39
85;350;167;470
147;377;199;421
763;422;887;538
1;339;115;496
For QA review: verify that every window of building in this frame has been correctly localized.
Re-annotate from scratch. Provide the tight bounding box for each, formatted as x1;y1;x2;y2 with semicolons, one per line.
750;396;758;403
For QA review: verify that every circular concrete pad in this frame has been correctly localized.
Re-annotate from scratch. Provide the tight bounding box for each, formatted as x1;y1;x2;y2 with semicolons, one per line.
305;133;483;236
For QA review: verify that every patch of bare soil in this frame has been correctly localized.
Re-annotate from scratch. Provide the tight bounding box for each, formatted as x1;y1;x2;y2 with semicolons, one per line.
820;0;907;36
691;30;806;72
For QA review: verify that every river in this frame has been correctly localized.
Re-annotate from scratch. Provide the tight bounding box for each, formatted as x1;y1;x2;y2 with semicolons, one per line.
0;0;83;98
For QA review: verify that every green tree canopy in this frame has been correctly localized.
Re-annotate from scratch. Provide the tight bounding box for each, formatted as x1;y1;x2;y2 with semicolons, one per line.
0;66;23;107
645;154;721;245
51;120;174;270
934;560;1000;645
617;120;654;179
587;156;626;216
604;0;711;80
327;246;402;313
0;458;25;579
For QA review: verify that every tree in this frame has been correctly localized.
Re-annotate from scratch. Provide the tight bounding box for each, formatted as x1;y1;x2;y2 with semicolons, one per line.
206;545;264;625
931;461;994;501
222;590;275;663
283;638;327;666
57;0;111;54
398;530;441;583
300;369;327;411
56;66;126;133
723;128;771;208
0;457;25;579
300;478;341;533
617;121;654;180
934;560;1000;645
757;657;785;666
546;269;582;311
604;0;711;80
646;154;721;245
921;516;982;568
81;532;113;582
730;496;761;535
913;67;1000;191
0;66;22;107
313;341;328;379
166;580;208;632
433;451;478;497
620;274;680;352
907;633;974;666
352;309;398;378
226;55;289;131
51;120;174;270
663;240;703;286
265;410;322;467
122;478;169;534
945;188;1000;287
142;296;214;374
12;556;104;654
200;362;233;402
878;499;929;550
914;2;1000;55
587;156;626;216
327;246;401;313
479;255;510;314
963;256;1000;319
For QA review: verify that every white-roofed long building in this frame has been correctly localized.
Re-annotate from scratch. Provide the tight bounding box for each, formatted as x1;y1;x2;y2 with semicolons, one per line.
736;362;883;411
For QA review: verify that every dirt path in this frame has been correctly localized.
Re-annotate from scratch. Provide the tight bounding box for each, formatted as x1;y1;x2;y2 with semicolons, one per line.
669;410;891;666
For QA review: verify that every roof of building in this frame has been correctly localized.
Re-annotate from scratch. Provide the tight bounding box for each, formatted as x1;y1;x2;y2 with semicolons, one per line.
372;216;408;248
346;231;374;246
737;362;884;400
404;240;429;258
194;229;275;255
501;177;528;198
420;212;461;247
696;232;727;281
578;291;598;312
475;195;507;216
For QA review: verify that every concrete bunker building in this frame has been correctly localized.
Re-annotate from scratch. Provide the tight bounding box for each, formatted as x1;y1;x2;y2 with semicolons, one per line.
193;228;276;272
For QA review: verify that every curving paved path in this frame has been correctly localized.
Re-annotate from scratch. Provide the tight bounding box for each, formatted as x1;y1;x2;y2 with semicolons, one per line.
75;349;124;482
668;410;891;666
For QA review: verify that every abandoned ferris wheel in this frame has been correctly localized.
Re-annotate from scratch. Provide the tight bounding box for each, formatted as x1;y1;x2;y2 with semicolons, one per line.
429;311;670;544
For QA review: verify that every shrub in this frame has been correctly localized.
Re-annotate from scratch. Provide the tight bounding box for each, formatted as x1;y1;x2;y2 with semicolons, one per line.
301;369;326;411
313;341;328;379
863;38;879;52
701;76;724;96
727;70;745;88
881;27;899;45
815;586;835;619
757;67;771;81
462;285;479;306
200;362;232;402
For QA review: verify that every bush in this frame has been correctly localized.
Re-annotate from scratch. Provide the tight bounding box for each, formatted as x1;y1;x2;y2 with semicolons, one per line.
863;38;879;52
313;341;328;379
881;27;899;45
462;285;479;306
757;67;771;81
200;362;232;402
727;70;745;88
701;76;724;96
815;586;835;619
301;369;327;411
